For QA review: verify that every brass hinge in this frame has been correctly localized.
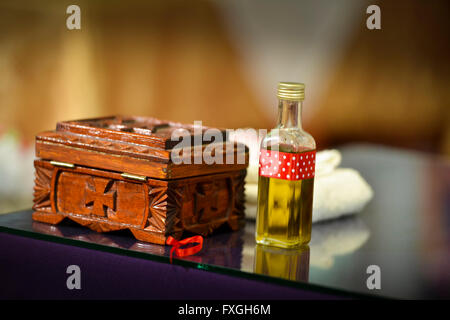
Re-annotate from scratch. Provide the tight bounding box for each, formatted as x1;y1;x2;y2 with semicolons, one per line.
121;172;147;182
50;161;75;168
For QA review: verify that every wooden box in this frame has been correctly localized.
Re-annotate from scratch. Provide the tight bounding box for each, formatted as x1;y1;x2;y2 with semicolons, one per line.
32;116;248;244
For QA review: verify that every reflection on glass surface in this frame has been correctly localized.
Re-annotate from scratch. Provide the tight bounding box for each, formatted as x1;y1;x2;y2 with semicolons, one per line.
183;227;245;267
30;210;370;287
128;241;169;256
31;218;245;268
31;220;167;254
309;216;370;269
253;244;309;282
246;215;370;282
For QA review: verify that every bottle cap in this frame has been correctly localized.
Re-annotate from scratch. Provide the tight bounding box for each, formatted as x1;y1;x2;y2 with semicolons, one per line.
277;82;305;101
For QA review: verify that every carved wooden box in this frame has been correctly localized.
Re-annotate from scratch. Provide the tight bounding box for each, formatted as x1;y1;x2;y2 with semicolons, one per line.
33;116;248;244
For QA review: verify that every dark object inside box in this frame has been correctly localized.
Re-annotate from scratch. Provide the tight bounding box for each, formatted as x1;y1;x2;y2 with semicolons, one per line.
33;116;248;244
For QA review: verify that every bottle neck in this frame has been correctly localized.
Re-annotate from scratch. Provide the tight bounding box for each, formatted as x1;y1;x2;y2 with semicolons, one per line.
276;99;303;129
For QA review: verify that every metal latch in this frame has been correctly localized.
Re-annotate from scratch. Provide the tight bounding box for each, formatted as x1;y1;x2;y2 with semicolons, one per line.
121;173;147;182
50;161;75;168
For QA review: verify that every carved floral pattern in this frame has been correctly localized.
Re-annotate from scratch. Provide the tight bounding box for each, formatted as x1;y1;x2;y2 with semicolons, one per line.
145;185;185;237
166;188;183;237
145;187;168;232
33;165;53;212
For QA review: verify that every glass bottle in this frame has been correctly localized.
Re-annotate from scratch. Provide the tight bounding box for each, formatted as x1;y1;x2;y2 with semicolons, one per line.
256;82;316;248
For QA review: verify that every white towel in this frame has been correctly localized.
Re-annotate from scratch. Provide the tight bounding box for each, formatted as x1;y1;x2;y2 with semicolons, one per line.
312;166;373;223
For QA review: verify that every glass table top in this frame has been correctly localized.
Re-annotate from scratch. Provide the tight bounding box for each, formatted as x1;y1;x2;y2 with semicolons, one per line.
0;144;449;299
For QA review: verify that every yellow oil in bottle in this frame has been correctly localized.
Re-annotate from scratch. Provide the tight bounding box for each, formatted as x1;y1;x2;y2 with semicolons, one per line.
256;170;314;248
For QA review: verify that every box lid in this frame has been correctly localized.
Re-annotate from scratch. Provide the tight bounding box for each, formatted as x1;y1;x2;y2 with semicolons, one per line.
36;116;248;180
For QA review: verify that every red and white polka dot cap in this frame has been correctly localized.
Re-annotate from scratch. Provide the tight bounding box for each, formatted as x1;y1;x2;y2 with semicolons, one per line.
258;149;316;181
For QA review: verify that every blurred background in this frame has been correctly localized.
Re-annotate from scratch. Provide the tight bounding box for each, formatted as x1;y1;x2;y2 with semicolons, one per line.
0;0;449;212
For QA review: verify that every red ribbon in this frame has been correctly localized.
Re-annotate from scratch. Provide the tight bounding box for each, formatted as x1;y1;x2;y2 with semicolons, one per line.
166;235;204;263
